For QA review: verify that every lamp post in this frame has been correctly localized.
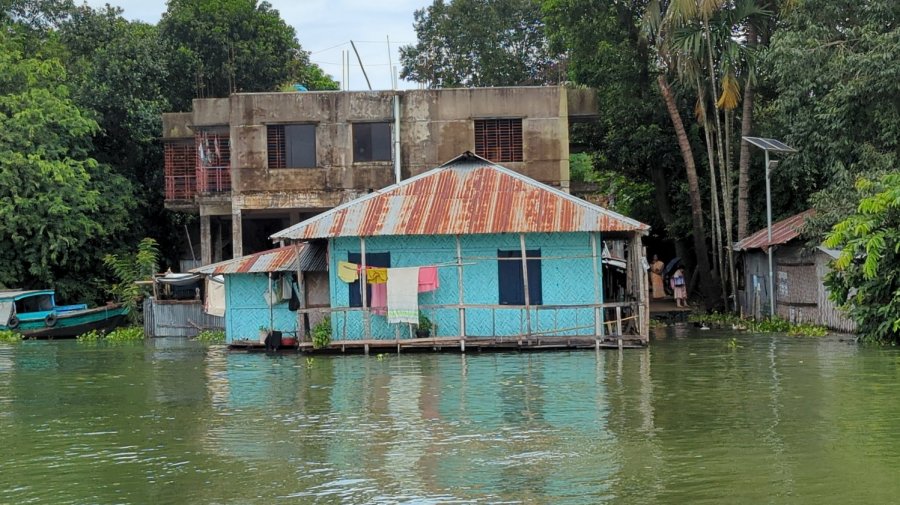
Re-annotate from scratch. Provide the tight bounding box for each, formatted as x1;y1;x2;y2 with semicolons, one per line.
743;137;796;318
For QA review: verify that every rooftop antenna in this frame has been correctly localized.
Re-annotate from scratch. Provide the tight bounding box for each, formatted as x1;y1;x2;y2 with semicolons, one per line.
387;35;394;90
350;40;372;90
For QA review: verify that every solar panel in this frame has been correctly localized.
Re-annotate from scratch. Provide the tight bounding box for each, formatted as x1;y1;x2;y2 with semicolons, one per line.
743;136;797;153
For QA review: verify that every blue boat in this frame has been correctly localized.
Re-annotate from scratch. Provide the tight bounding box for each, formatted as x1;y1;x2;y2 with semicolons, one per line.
0;290;129;339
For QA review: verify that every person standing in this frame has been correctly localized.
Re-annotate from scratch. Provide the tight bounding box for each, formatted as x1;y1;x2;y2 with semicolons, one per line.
671;266;687;307
650;254;665;299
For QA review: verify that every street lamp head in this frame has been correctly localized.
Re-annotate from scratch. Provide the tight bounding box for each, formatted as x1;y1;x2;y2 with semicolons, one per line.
768;160;779;172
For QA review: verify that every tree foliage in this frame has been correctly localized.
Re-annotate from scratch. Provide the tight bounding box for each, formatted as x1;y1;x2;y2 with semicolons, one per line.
103;237;160;322
159;0;335;110
0;35;134;299
766;0;900;232
400;0;562;87
824;173;900;343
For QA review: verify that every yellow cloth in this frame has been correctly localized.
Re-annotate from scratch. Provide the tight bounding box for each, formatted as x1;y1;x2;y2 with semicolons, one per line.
366;267;388;284
338;261;359;283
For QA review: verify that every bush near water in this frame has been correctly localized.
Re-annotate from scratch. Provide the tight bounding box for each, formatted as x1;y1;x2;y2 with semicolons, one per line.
689;313;828;337
77;326;145;343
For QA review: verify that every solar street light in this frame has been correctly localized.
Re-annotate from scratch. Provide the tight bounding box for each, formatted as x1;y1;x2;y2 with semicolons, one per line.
743;137;797;318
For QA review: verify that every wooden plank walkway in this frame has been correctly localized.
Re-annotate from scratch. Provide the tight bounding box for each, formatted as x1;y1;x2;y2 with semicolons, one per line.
228;335;647;354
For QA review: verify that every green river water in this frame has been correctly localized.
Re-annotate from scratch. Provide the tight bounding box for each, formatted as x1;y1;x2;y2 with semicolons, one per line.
1;327;899;504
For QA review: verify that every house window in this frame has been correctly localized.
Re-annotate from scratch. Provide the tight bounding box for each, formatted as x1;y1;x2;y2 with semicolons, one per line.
163;140;197;199
267;124;316;168
352;122;392;162
497;249;542;305
347;252;391;308
475;118;523;163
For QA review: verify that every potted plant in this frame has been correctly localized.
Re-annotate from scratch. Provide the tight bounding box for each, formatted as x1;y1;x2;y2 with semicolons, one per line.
258;326;268;343
311;317;331;349
415;314;432;338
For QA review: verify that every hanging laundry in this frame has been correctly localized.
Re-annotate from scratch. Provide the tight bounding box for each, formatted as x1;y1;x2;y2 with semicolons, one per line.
418;266;439;293
387;267;419;324
204;277;225;317
337;261;359;283
281;275;293;300
366;267;388;284
369;283;387;316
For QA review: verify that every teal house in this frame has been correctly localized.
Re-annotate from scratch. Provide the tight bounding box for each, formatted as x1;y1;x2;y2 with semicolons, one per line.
270;153;651;348
191;245;327;343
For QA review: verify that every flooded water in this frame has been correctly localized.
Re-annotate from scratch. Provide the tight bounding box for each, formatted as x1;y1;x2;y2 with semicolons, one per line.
1;328;899;504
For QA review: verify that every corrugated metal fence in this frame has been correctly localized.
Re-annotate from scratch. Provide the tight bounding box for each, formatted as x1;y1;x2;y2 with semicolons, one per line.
143;298;224;337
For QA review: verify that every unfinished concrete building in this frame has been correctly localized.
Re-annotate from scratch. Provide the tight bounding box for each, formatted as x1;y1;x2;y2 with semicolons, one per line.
162;86;599;266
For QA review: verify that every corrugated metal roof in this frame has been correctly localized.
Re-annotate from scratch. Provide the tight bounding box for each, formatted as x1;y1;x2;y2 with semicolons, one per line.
190;243;327;275
272;152;649;240
733;209;814;251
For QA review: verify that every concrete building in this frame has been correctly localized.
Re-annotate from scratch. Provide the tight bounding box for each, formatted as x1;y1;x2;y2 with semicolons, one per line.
162;86;599;265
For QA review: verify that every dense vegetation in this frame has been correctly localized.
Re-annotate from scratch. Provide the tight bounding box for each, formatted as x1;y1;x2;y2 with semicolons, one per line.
402;0;899;342
1;0;896;342
0;0;336;304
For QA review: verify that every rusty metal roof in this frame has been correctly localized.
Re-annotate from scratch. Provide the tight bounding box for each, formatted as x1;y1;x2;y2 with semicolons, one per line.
733;209;814;251
272;153;649;241
190;243;327;275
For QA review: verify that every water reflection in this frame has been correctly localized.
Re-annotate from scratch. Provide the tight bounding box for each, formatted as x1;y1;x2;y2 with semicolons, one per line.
1;332;900;504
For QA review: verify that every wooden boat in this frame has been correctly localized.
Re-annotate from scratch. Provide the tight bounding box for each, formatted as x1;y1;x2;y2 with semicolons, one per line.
0;290;129;339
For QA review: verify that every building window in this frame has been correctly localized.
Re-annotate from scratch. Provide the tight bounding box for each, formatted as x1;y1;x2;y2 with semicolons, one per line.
352;122;392;162
195;130;231;193
347;252;391;308
268;124;316;168
164;140;197;200
475;118;523;163
497;249;542;305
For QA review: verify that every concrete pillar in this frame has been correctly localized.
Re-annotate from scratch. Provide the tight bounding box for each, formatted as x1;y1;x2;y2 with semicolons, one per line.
289;210;301;225
232;209;243;258
200;215;212;266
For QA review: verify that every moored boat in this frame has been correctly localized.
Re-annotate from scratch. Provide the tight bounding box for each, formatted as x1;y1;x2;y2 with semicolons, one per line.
0;290;129;339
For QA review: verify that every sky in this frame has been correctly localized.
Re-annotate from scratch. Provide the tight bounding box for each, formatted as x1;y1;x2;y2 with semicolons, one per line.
84;0;428;90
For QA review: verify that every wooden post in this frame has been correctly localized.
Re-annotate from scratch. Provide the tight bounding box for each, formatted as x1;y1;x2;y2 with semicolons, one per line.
456;235;466;342
296;243;306;340
616;306;622;337
519;234;532;340
591;233;601;340
360;237;370;340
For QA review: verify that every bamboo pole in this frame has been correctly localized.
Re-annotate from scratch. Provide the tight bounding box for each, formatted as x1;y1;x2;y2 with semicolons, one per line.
360;237;370;340
519;234;532;340
456;235;466;341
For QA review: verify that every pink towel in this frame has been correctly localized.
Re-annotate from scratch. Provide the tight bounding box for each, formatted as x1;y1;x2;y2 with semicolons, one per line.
370;283;387;315
418;266;439;293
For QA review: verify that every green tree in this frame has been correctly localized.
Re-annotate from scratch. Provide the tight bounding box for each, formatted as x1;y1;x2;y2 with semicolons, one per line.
159;0;334;111
0;34;133;300
543;1;693;263
400;0;562;87
104;237;160;322
765;0;899;233
824;173;900;343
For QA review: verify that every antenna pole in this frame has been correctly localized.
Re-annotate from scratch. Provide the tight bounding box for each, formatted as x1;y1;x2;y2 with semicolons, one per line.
350;40;372;90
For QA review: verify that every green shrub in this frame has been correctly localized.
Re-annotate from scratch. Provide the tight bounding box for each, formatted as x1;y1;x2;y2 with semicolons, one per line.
788;323;828;337
76;330;104;343
196;329;225;344
690;312;827;336
0;329;21;343
312;317;331;349
104;326;145;343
